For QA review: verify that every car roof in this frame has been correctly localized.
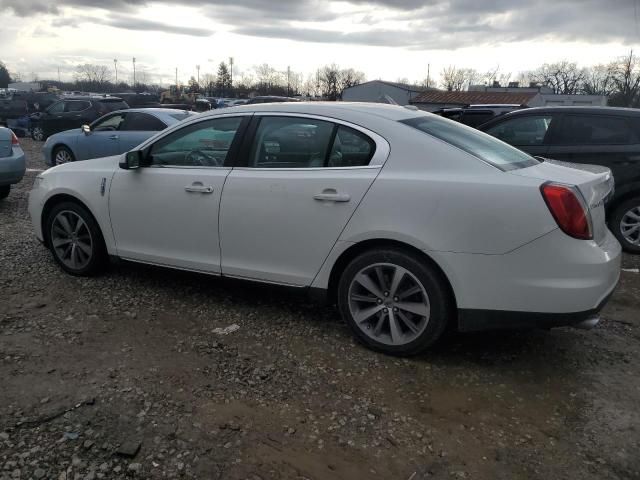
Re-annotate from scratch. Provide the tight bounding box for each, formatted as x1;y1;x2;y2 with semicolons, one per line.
495;105;640;117
199;101;428;122
59;96;125;101
109;107;195;121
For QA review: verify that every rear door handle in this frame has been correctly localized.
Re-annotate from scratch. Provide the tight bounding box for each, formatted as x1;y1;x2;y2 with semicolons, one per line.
313;189;351;202
109;135;119;140
185;184;214;194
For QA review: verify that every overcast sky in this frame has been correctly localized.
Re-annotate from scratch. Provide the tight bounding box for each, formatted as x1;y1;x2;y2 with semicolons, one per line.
0;0;638;86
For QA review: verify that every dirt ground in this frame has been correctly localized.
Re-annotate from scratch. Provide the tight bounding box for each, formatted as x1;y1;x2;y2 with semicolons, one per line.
1;138;639;480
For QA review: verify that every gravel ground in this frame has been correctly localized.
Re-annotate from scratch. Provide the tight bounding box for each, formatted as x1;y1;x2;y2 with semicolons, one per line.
1;138;639;480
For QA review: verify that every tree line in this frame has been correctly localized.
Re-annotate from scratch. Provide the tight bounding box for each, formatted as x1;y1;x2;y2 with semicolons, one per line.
3;51;640;106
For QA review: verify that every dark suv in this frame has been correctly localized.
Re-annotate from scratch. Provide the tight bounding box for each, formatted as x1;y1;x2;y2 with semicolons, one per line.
434;104;525;127
31;96;129;141
479;106;640;253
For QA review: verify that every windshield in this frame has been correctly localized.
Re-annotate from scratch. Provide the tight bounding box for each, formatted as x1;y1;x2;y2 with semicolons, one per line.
400;115;539;171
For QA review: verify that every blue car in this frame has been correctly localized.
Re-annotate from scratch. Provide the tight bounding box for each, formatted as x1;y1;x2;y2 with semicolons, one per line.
42;108;197;166
0;127;25;199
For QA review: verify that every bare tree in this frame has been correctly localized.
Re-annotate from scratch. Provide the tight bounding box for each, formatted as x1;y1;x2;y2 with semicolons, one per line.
481;66;511;87
581;64;616;95
339;68;365;92
440;66;479;91
320;64;341;100
529;61;585;94
75;64;111;84
254;63;278;91
609;51;640;107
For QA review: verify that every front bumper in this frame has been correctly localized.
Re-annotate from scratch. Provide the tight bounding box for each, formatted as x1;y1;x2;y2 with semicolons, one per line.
0;149;26;186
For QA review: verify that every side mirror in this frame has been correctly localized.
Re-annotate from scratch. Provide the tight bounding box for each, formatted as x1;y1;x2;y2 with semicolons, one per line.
120;150;143;170
81;124;91;135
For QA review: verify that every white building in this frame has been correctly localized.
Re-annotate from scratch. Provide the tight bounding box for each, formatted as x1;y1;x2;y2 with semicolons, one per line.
341;80;434;105
8;82;41;92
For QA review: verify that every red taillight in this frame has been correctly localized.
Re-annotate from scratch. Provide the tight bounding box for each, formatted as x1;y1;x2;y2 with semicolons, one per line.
10;131;19;145
540;182;592;240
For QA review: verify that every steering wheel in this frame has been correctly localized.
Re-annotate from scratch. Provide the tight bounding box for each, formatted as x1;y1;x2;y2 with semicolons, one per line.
185;149;221;167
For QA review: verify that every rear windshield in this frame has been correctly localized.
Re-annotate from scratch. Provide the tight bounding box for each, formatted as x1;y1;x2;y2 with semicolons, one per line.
400;115;539;171
170;112;196;121
98;100;129;112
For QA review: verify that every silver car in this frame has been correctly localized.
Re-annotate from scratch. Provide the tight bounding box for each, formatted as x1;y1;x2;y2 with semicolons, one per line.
0;127;25;199
42;108;197;166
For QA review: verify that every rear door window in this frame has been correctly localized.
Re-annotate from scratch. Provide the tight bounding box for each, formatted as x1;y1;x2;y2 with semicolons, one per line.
484;115;554;146
555;115;633;145
65;101;91;112
121;112;166;131
47;101;65;114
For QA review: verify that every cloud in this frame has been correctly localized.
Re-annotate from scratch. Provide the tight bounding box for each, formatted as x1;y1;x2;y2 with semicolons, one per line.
0;0;637;47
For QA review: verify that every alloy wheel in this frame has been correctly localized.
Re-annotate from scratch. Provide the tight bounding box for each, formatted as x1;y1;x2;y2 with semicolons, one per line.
32;127;44;141
50;210;93;270
348;262;430;346
620;206;640;246
55;149;72;165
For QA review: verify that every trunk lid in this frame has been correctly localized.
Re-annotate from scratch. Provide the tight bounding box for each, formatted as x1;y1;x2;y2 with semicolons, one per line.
509;160;614;244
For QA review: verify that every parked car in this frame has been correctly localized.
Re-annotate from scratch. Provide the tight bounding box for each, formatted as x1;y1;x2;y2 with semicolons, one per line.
479;106;640;253
246;96;300;104
28;103;620;355
31;96;129;141
0;127;26;199
433;104;526;127
42;108;197;166
0;98;28;125
12;91;61;112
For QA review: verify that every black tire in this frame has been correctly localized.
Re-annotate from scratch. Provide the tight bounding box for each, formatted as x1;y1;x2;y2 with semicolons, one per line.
0;185;9;199
31;126;45;141
52;146;75;165
337;248;453;356
610;197;640;254
45;201;108;276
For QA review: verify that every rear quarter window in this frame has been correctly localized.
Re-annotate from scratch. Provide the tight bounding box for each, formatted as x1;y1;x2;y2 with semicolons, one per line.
400;115;539;171
98;100;129;112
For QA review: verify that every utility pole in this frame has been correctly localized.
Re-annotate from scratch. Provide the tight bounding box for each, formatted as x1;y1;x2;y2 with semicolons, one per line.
132;57;136;88
175;67;178;88
113;59;118;84
426;63;430;88
57;67;61;83
196;64;200;85
287;66;291;97
229;57;234;96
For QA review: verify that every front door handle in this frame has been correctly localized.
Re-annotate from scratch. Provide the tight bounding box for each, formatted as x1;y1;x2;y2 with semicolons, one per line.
313;189;351;202
185;183;214;194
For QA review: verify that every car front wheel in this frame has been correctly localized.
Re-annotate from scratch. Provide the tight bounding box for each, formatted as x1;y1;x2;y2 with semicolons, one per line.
0;185;9;199
53;146;75;165
611;197;640;253
45;201;107;276
337;248;452;356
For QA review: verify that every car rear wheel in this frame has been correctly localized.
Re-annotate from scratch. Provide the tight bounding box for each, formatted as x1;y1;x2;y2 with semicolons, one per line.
31;126;45;141
53;146;74;165
45;201;107;276
337;248;452;356
611;197;640;254
0;185;9;199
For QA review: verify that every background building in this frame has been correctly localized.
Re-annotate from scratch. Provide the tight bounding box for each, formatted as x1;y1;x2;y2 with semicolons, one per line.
341;80;435;105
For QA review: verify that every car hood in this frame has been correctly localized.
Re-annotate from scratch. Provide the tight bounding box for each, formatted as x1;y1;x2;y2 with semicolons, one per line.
43;154;121;175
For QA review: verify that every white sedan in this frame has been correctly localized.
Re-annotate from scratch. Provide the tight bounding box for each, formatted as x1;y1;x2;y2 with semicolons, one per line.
28;103;621;355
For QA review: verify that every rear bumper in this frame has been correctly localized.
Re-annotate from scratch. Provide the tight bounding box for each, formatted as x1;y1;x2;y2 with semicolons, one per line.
457;288;615;332
430;227;621;331
0;149;26;186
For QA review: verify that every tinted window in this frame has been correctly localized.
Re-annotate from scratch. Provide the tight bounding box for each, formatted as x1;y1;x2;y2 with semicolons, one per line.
92;113;126;131
460;111;494;127
66;101;91;112
556;115;632;145
98;100;129;113
170;112;197;121
401;115;538;171
47;101;64;114
328;126;376;167
484;115;553;146
249;117;334;168
150;117;242;167
122;112;166;131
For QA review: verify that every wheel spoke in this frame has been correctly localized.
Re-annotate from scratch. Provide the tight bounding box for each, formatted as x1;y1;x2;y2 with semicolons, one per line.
373;311;386;336
355;273;383;299
396;301;429;318
388;310;402;343
374;267;387;292
70;244;78;268
76;240;91;256
57;214;73;234
398;285;422;300
73;217;86;235
389;267;406;297
351;293;378;303
625;210;640;221
353;304;384;324
52;237;72;248
397;310;419;334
